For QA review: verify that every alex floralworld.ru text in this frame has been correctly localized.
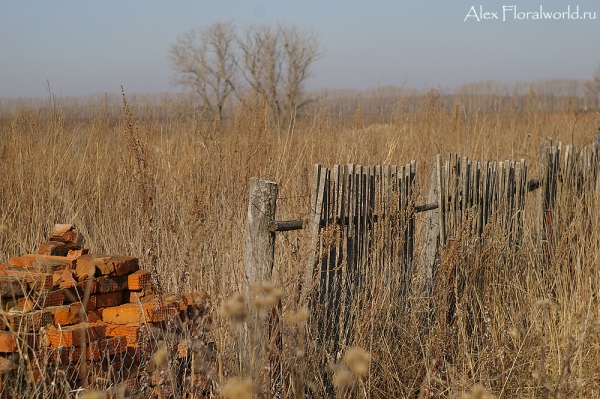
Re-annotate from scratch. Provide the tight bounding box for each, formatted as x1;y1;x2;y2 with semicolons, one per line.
464;5;597;21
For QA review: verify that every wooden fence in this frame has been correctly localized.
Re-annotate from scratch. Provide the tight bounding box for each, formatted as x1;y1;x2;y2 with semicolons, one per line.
243;137;600;389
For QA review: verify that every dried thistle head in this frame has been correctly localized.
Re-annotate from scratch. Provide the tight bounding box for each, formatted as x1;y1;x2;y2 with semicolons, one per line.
221;377;254;399
343;346;372;378
219;293;248;322
78;390;107;399
153;346;168;369
332;367;353;391
284;308;310;325
461;384;495;399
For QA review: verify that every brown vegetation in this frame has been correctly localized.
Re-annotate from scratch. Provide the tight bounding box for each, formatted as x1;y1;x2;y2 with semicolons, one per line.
0;89;599;397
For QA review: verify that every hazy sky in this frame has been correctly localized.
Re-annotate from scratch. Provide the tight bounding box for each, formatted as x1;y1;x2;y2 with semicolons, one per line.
1;0;599;98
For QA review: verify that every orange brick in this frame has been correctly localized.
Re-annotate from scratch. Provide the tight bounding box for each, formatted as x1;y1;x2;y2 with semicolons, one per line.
67;275;129;294
37;241;79;256
105;324;142;346
10;255;74;272
75;255;139;279
0;276;26;298
17;289;65;310
86;336;127;360
0;332;18;352
86;309;103;323
184;292;210;316
2;309;54;332
0;356;16;374
127;270;152;290
84;291;124;311
102;301;179;325
57;266;78;289
45;336;128;363
67;248;89;258
24;254;76;266
49;224;83;245
125;287;155;303
46;302;84;327
4;269;53;291
44;322;106;348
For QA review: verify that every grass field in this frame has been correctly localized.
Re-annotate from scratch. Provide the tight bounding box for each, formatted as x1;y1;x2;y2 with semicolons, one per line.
1;90;599;398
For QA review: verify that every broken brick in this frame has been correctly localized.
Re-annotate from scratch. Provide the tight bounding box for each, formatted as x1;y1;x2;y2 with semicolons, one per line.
105;324;142;347
75;255;139;279
1;309;54;332
4;269;53;291
37;241;80;257
49;224;83;246
46;302;84;327
0;332;18;352
102;301;179;325
0;277;26;298
84;291;124;311
127;270;152;290
17;289;65;310
44;322;107;348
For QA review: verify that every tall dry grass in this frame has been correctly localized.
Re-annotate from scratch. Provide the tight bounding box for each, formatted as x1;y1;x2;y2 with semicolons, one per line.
0;90;599;398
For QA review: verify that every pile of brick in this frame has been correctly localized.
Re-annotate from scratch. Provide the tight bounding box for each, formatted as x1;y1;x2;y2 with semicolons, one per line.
0;224;215;398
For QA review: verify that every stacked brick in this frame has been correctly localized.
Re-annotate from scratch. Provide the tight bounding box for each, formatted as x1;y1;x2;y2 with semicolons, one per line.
0;224;215;398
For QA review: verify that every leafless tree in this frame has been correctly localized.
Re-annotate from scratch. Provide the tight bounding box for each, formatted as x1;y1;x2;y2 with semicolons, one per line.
238;25;284;121
238;24;323;125
169;22;237;121
586;63;600;98
281;25;323;120
170;22;323;125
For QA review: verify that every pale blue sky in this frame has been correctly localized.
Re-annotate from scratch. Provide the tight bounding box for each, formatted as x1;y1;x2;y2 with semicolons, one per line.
1;1;599;98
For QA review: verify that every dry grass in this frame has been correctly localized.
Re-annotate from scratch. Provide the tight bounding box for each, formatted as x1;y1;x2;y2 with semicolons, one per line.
0;90;599;398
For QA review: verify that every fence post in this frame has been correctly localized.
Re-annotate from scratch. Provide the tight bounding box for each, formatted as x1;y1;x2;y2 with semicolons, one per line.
424;167;440;295
243;177;279;391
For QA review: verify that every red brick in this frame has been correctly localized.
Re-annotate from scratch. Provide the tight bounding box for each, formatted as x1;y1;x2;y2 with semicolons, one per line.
75;255;139;279
84;291;124;311
17;289;65;310
127;270;152;290
0;276;26;298
10;255;74;272
0;356;16;374
67;248;88;258
125;287;155;303
57;267;78;289
46;302;85;327
184;292;211;316
86;336;127;360
86;309;103;323
48;224;82;246
44;322;106;348
37;241;80;256
105;324;142;347
2;309;54;332
0;332;18;352
4;269;53;291
102;301;179;325
66;275;129;294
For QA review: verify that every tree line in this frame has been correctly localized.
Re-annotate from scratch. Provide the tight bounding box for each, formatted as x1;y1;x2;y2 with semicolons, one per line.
168;21;324;125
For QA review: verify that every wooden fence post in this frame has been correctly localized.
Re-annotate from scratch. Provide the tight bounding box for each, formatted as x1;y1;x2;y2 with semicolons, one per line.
424;167;440;295
243;177;279;391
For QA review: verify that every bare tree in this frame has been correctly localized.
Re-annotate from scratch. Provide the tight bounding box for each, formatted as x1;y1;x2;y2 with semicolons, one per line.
238;25;284;121
238;24;323;126
586;64;600;96
169;22;237;121
281;25;323;119
169;22;323;125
